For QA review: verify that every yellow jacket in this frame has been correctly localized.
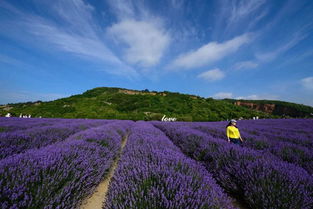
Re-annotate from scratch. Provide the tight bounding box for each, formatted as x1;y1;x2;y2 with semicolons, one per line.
226;126;241;139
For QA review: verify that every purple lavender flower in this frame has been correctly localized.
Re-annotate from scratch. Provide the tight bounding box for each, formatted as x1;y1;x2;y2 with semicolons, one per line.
153;121;313;209
105;122;235;209
0;120;132;209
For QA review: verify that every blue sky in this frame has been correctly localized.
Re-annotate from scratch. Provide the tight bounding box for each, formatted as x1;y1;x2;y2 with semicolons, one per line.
1;0;313;106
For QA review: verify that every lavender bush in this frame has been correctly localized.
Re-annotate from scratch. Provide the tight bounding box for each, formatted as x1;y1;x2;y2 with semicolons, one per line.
153;121;313;209
1;117;312;208
0;117;59;132
192;120;313;174
0;120;131;209
105;122;235;209
0;119;109;159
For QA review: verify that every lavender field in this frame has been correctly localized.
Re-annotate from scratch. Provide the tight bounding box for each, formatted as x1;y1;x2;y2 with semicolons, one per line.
0;118;313;209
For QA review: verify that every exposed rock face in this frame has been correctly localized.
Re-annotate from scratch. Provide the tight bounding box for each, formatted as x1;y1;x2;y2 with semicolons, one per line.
234;101;276;114
234;101;308;117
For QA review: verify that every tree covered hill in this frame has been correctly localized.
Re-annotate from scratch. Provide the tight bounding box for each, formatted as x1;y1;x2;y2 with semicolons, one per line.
1;87;312;121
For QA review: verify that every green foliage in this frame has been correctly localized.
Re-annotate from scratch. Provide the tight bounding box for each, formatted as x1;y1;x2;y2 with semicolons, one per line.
1;87;310;121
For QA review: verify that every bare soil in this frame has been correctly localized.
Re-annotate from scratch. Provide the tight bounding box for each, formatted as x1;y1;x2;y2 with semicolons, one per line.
79;134;128;209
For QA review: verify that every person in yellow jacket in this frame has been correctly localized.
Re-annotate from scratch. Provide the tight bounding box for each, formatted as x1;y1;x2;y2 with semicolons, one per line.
226;119;244;145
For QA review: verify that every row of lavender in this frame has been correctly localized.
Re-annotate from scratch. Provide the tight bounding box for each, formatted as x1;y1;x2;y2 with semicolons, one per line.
105;122;235;209
0;118;111;159
0;117;60;132
0;118;132;208
191;119;313;174
153;121;313;209
0;117;108;133
2;118;312;208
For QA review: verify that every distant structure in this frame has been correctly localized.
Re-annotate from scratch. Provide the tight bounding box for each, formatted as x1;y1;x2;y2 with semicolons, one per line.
5;113;11;117
19;114;32;118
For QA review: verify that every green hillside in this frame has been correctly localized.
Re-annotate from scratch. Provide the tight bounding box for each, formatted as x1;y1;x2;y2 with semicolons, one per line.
1;87;310;121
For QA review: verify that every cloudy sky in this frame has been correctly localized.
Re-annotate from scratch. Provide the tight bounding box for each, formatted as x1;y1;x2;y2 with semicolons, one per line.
1;0;313;106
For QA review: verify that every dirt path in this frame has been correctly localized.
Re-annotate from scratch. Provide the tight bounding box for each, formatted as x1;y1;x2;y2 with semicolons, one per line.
79;133;129;209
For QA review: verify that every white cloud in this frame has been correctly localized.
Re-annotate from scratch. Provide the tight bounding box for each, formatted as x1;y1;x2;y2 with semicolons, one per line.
235;94;278;100
107;19;170;67
169;33;252;70
235;94;259;100
0;0;137;77
197;68;225;81
213;92;278;101
234;60;258;70
213;92;233;99
301;77;313;90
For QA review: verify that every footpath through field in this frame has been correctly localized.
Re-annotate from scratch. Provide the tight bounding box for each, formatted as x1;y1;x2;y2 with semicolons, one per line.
79;133;129;209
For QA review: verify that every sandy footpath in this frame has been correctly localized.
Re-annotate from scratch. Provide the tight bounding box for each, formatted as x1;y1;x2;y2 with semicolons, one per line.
79;134;129;209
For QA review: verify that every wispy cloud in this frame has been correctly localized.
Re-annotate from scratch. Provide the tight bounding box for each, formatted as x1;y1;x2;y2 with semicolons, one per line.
229;0;266;24
51;0;97;37
258;0;305;36
212;0;267;40
197;68;225;81
170;0;185;9
106;0;137;20
246;8;268;30
168;33;252;70
0;54;27;67
233;60;258;70
0;0;137;77
213;92;233;99
275;49;313;70
27;18;121;64
301;77;313;91
107;19;170;67
256;33;307;62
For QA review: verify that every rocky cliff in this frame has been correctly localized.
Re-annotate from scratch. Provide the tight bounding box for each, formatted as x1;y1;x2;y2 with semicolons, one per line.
234;101;276;114
233;100;312;117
